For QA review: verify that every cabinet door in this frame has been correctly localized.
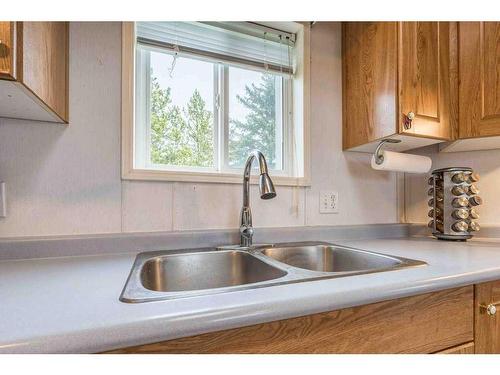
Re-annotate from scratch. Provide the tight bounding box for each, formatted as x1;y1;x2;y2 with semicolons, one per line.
475;280;500;353
459;22;500;138
0;22;15;79
399;22;458;140
18;22;69;122
342;22;398;150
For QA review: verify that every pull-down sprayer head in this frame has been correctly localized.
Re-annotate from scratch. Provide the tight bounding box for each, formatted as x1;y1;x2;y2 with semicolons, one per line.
259;172;276;200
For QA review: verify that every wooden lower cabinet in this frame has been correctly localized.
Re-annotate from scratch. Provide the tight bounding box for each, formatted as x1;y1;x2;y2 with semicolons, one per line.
435;342;475;354
106;286;473;354
475;280;500;353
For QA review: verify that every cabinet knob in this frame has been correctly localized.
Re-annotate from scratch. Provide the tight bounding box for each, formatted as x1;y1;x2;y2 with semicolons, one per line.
480;302;500;316
487;304;497;316
403;112;415;130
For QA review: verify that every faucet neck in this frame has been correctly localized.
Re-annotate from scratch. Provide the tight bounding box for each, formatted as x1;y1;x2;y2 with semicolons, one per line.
240;151;270;247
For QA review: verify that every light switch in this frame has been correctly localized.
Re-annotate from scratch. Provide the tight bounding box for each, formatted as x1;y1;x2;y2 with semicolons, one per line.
0;182;6;218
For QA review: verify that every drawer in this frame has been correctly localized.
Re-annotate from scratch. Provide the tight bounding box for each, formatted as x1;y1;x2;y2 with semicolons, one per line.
106;286;473;354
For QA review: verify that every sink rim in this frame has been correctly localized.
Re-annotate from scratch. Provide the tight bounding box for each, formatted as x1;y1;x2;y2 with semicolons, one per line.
120;241;426;303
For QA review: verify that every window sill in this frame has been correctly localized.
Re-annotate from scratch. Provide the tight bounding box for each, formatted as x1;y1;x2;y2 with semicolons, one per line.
122;168;311;187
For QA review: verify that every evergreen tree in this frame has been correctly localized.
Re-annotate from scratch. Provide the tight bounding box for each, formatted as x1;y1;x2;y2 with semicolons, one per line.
184;89;214;167
229;74;277;169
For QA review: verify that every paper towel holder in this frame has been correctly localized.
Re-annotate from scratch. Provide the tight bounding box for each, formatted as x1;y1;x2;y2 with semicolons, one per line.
374;139;402;165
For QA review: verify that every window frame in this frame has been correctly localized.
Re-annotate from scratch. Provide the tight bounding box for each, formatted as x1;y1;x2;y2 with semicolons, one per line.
122;22;311;187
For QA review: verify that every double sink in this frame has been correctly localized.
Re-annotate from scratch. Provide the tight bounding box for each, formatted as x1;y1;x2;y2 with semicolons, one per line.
120;242;426;303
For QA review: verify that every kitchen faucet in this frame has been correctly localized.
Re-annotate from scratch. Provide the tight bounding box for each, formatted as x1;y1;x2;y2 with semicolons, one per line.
239;150;277;247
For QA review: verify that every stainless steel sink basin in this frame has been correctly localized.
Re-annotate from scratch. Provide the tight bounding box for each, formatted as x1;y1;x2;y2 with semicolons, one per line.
140;250;287;292
261;245;401;273
120;242;426;303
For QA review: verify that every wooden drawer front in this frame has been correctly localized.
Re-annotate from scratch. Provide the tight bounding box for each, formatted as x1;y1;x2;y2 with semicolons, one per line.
0;22;15;79
475;280;500;353
107;286;473;354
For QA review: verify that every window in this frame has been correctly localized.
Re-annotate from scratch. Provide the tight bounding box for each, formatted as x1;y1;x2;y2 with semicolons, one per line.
123;22;310;185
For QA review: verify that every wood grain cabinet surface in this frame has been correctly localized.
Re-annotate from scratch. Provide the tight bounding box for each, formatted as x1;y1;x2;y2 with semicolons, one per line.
342;22;458;152
399;22;457;141
459;22;500;139
106;286;473;354
419;22;500;152
475;280;500;353
435;342;475;354
0;21;68;123
0;22;15;79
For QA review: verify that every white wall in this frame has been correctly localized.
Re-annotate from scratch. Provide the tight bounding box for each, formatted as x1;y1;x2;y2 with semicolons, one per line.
405;145;500;225
0;22;398;238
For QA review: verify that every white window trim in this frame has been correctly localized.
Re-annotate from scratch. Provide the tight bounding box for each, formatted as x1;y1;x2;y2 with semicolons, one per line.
121;22;311;187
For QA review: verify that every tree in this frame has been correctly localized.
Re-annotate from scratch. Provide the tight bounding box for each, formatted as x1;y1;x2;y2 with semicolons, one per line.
184;89;214;167
150;75;214;167
229;74;277;169
149;70;277;170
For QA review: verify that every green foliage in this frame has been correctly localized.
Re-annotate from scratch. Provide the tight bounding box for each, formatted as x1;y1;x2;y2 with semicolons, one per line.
229;74;278;169
150;76;214;167
149;71;278;170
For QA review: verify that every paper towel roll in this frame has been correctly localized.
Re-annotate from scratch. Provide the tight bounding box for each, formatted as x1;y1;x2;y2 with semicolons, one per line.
371;150;432;173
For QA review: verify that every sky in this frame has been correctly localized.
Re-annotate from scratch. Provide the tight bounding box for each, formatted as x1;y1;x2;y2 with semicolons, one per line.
150;50;267;122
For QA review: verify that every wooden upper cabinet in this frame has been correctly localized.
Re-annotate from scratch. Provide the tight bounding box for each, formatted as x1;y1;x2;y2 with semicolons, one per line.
342;22;458;151
459;22;500;139
19;22;69;122
0;22;69;123
0;22;15;79
342;22;398;150
399;22;457;140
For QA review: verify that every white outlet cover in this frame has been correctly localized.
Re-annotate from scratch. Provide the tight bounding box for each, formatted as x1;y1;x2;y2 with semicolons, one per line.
319;190;339;214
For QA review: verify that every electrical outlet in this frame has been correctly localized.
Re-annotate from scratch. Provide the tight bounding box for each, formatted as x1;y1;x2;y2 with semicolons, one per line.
0;182;6;218
319;190;339;214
